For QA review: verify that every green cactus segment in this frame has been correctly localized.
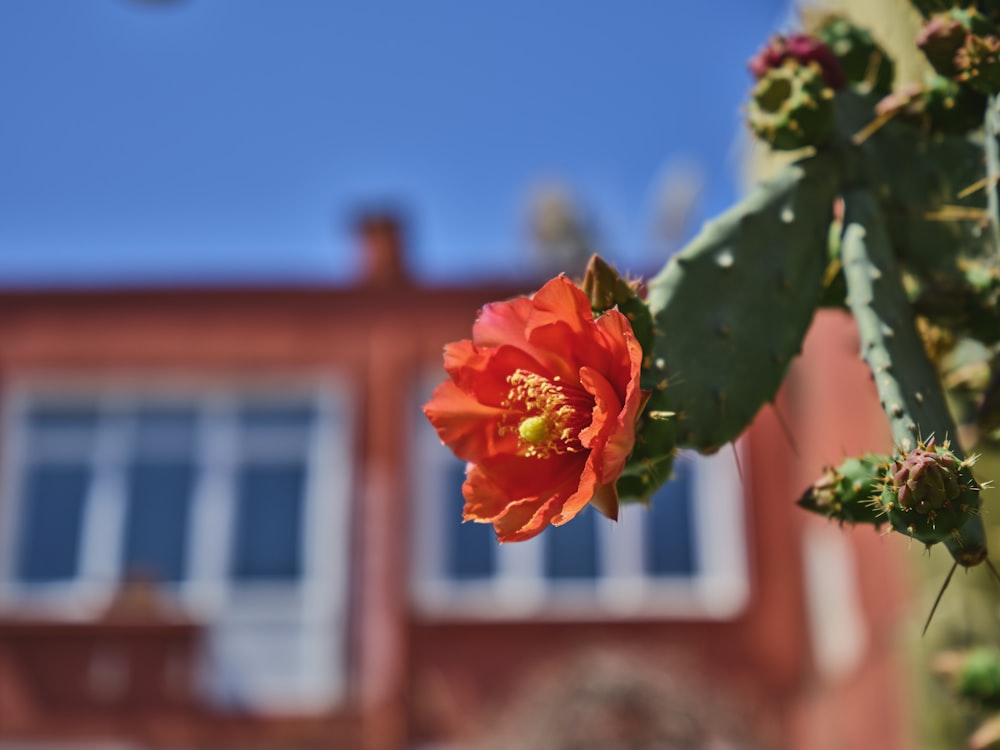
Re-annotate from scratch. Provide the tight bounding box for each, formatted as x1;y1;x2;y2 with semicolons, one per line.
797;454;890;526
840;190;986;563
842;190;968;444
836;90;988;289
816;16;895;95
646;154;838;452
920;75;988;135
747;61;836;151
615;374;676;504
955;649;1000;708
860;84;1000;345
615;393;676;505
818;213;848;308
579;255;678;503
837;89;988;339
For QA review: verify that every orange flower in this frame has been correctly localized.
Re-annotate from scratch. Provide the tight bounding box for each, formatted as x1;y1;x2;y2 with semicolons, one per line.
423;275;645;543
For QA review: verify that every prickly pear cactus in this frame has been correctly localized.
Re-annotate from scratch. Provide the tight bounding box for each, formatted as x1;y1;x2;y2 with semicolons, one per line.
643;8;1000;573
747;61;837;151
427;0;1000;678
645;153;838;452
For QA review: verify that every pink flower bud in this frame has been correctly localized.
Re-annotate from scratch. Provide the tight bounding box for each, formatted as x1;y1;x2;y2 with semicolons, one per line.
749;33;846;90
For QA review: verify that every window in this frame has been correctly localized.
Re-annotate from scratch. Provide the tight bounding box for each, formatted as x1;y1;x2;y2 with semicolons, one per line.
411;378;749;619
0;379;353;713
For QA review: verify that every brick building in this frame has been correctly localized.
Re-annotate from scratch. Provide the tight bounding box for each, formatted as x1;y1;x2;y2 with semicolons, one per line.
0;218;914;749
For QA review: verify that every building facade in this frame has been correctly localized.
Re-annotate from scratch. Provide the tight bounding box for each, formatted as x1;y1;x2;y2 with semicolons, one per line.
0;223;914;749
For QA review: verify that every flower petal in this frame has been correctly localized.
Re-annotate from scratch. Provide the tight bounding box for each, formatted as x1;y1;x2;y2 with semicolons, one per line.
550;458;603;525
493;495;564;542
589;481;619;521
577;365;623;450
579;365;637;484
475;277;604;384
423;381;512;462
443;340;545;407
473;295;534;351
462;464;524;522
595;309;644;399
475;451;583;506
462;465;561;543
526;275;595;338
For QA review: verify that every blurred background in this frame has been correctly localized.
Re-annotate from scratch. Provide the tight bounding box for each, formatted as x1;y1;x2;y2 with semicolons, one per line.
0;1;984;749
0;0;790;286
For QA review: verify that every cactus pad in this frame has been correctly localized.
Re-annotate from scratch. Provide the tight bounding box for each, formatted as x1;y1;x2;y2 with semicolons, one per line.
645;154;838;452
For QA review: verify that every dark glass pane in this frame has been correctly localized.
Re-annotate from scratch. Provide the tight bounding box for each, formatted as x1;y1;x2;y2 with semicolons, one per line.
27;403;99;433
644;460;697;576
16;463;89;582
231;463;304;580
121;461;193;582
545;506;598;579
444;461;495;580
133;408;197;457
238;404;315;431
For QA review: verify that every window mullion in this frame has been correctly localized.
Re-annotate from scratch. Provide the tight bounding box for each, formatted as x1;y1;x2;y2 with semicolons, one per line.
78;404;130;596
185;394;237;614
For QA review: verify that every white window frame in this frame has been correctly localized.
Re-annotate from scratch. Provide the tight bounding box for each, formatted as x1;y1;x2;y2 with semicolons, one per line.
0;372;354;714
410;373;749;620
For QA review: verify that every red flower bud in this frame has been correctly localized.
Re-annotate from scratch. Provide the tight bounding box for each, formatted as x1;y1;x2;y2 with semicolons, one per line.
749;33;846;90
917;13;968;75
890;439;962;515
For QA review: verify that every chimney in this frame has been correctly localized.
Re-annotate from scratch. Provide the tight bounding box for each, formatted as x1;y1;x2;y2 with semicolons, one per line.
355;211;409;287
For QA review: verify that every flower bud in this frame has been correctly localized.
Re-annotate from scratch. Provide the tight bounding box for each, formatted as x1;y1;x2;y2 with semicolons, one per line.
581;254;633;313
890;439;962;514
917;13;969;76
749;33;846;90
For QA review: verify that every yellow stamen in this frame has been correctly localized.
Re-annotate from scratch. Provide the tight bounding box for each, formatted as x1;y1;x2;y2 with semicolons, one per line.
501;369;588;458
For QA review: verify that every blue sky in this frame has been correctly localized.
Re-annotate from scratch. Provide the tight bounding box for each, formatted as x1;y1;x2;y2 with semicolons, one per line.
0;0;790;287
